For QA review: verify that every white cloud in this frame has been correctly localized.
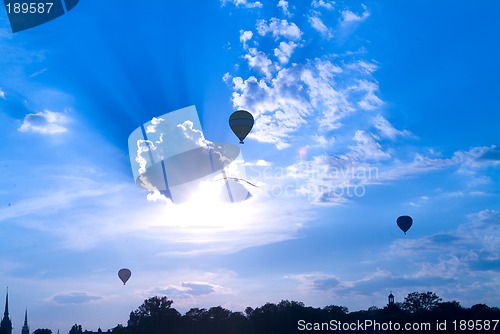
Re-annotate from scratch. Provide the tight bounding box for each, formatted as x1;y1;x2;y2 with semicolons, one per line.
256;159;271;166
51;292;102;305
231;71;307;149
281;142;500;206
231;57;382;148
18;110;69;134
273;41;297;64
277;0;291;16
243;48;276;79
351;79;383;110
453;145;500;168
311;0;335;10
29;68;48;78
340;5;370;25
373;114;412;139
346;60;378;74
313;134;331;146
308;14;333;38
221;0;263;8
0;88;5;99
256;18;303;40
239;30;253;49
222;72;232;83
145;116;164;133
348;130;391;160
177;120;210;147
154;282;218;298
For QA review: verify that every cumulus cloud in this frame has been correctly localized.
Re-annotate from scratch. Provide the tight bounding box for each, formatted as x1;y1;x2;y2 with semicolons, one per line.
273;41;297;64
225;3;385;152
146;117;165;133
239;30;253;49
277;0;291;16
0;88;5;99
256;18;303;40
177;120;210;147
311;0;335;10
243;48;276;79
230;58;366;149
224;2;498;208
18;110;69;134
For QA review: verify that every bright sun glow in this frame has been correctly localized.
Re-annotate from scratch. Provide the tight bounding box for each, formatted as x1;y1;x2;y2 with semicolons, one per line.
149;180;257;232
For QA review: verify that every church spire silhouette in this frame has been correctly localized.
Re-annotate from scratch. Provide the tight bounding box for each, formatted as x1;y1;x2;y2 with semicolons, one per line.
0;289;12;334
21;309;29;334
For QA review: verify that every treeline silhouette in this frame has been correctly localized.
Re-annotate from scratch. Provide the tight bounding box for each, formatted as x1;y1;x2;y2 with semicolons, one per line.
58;292;499;333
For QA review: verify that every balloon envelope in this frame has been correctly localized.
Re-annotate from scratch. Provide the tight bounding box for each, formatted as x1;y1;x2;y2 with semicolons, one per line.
397;216;413;234
229;110;254;144
118;268;131;285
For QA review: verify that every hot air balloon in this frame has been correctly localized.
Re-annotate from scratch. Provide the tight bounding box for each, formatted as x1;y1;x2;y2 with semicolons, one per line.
118;268;131;285
397;215;413;234
229;110;254;144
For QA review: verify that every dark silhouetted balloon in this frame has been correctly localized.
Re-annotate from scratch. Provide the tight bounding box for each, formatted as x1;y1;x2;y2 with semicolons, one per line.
229;110;254;144
118;268;131;285
397;216;413;234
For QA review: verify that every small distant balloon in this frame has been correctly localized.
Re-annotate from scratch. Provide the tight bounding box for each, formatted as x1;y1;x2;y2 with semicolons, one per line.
118;268;131;285
229;110;254;144
397;215;413;234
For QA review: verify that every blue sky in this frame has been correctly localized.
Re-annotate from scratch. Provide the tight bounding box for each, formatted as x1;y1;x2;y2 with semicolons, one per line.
0;0;499;331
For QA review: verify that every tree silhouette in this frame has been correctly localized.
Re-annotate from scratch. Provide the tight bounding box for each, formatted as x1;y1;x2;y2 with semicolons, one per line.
68;324;83;334
54;291;500;334
128;296;181;334
33;330;52;334
402;291;442;313
110;324;126;334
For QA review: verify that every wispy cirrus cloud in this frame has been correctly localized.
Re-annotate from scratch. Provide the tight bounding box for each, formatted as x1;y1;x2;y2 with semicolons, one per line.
308;13;333;38
51;292;102;305
339;4;370;26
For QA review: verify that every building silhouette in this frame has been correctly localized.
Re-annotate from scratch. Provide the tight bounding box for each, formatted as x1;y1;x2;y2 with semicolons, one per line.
0;292;12;334
388;291;394;306
21;310;29;334
0;292;30;334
